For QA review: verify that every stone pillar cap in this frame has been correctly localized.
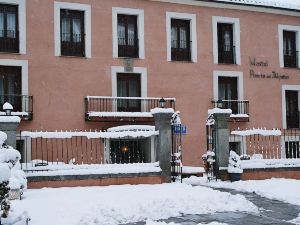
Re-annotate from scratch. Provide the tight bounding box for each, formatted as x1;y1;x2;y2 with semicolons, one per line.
150;108;174;115
208;108;232;115
0;116;21;123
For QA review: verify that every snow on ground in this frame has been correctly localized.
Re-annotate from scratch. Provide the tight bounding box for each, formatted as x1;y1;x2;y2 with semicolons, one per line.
12;183;258;225
146;220;227;225
184;177;300;206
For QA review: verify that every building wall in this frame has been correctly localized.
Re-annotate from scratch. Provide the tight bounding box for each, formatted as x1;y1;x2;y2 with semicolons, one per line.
1;0;300;166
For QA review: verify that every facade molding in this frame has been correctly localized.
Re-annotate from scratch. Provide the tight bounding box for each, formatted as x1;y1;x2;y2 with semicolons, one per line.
281;85;300;129
166;11;197;62
54;1;92;58
112;7;145;59
278;24;300;68
212;16;241;65
213;70;244;100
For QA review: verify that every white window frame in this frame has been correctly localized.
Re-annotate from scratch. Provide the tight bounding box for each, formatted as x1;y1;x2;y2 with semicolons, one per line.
212;16;241;65
278;25;300;68
282;85;300;129
0;0;26;54
54;1;91;58
112;7;145;59
213;70;244;101
166;12;197;62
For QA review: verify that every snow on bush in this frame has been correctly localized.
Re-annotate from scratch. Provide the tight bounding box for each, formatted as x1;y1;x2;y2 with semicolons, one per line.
0;132;7;146
228;151;243;174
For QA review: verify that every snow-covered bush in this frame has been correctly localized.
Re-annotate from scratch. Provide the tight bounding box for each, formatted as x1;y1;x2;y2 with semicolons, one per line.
228;150;243;174
0;163;10;218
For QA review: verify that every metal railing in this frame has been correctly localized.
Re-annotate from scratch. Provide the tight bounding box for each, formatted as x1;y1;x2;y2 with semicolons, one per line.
85;96;176;119
61;33;85;57
171;40;191;61
0;95;33;120
218;45;236;64
284;50;298;68
0;30;19;53
230;128;300;159
118;37;139;58
212;100;249;116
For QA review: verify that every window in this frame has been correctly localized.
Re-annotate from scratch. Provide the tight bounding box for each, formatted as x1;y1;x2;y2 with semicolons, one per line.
0;4;18;53
213;17;240;65
60;9;85;57
0;66;21;111
117;15;138;58
285;90;299;129
112;7;144;59
283;31;298;68
54;2;91;58
217;23;235;64
171;19;191;61
117;73;141;112
166;12;197;62
218;77;238;113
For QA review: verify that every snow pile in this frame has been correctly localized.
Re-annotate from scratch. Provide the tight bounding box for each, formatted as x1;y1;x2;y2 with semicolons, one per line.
21;130;159;139
24;162;162;177
184;177;300;206
231;128;281;136
0;116;21;123
0;131;7;146
0;163;10;182
146;220;227;225
88;111;153;118
3;102;13;110
0;146;21;165
12;183;258;225
216;0;300;11
228;151;243;173
241;158;300;169
151;108;175;114
182;166;205;174
107;125;155;132
208;108;232;115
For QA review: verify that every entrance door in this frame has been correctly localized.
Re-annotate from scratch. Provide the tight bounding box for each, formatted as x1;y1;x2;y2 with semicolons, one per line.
218;77;238;113
0;66;22;111
117;73;141;112
286;90;299;129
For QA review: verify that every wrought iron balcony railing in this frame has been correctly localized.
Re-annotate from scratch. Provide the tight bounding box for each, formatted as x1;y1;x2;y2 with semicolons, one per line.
85;96;176;121
212;100;249;121
218;45;236;64
61;33;85;57
171;40;191;61
0;30;19;53
118;37;139;58
284;50;298;68
0;95;33;120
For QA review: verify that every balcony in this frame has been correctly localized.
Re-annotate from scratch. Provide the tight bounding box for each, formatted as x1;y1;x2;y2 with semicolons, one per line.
85;96;176;122
218;45;236;64
0;30;19;53
212;100;249;122
171;40;191;62
118;38;139;58
61;33;85;57
284;50;298;68
0;95;33;120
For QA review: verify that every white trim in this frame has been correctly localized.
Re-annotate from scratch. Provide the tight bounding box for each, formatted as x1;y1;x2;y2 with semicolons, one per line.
213;70;244;100
281;85;300;129
212;16;241;65
0;59;28;96
166;12;197;62
151;0;300;17
0;0;26;54
54;1;91;58
111;66;147;98
112;7;145;59
278;25;300;68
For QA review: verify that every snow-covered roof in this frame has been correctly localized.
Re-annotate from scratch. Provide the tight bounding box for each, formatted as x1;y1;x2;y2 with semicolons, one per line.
214;0;300;11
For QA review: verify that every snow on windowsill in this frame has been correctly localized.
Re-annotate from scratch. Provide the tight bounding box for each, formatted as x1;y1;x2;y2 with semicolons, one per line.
150;108;175;114
230;114;249;118
88;111;153;117
24;162;162;177
0;116;21;123
208;108;232;115
0;112;29;116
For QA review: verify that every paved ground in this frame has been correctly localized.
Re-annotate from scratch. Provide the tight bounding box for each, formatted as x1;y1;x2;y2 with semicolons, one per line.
127;187;300;225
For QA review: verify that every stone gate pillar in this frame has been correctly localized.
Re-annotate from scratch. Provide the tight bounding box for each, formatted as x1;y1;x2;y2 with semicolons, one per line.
151;108;174;182
212;111;231;179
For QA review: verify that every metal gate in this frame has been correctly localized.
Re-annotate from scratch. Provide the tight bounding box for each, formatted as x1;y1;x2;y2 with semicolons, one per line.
171;124;182;182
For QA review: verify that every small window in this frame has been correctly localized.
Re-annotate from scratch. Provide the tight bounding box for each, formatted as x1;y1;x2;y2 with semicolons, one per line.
217;23;235;64
285;141;300;159
285;90;299;129
171;19;191;61
117;73;141;112
0;66;22;111
283;31;298;68
218;77;238;114
117;15;138;58
0;4;19;53
60;9;85;57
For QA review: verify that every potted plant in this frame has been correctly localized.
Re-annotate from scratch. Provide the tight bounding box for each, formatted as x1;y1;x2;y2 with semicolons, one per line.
228;150;243;182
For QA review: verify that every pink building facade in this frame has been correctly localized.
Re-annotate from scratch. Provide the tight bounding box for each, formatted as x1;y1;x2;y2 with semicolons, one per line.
0;0;299;166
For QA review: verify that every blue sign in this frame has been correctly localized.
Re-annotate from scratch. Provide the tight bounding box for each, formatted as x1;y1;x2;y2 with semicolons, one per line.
173;125;187;135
